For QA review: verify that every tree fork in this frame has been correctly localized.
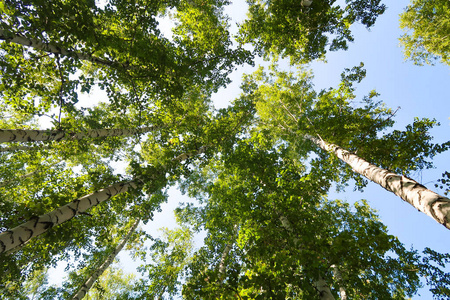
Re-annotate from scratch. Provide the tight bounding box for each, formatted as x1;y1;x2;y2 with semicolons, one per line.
305;134;450;230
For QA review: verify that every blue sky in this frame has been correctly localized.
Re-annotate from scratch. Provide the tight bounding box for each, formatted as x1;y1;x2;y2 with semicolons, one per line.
48;0;449;298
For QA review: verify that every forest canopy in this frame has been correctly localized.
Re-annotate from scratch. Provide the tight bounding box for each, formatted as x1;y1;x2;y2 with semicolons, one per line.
0;0;449;299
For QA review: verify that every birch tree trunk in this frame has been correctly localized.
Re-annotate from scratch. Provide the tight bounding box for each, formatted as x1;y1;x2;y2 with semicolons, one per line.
217;224;238;280
0;162;59;188
0;181;138;255
278;214;335;300
0;147;206;255
314;276;336;300
0;126;159;143
218;242;233;279
0;170;38;188
0;29;118;68
304;134;450;230
71;219;140;300
331;264;347;300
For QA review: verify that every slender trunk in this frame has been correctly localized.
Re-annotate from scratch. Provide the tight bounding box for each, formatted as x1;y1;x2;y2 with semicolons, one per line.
0;147;206;255
304;134;450;230
0;162;59;188
0;145;50;152
217;225;238;280
218;242;232;279
0;170;38;188
278;214;335;300
0;29;119;68
331;264;347;300
0;126;159;143
0;181;137;255
71;219;140;300
314;276;336;300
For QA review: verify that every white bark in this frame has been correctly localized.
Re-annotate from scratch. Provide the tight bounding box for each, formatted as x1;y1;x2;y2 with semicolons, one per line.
217;225;238;280
218;242;232;278
331;264;347;300
0;126;159;143
71;219;140;300
174;146;208;162
304;134;450;230
0;147;205;255
314;276;336;300
0;181;137;255
278;214;335;300
0;29;117;68
301;0;313;7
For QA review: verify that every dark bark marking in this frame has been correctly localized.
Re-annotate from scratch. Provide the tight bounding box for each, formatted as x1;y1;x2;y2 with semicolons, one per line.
74;199;81;212
40;221;54;230
412;182;427;190
6;230;14;245
428;197;442;223
30;216;40;228
68;205;77;217
24;226;34;240
105;189;112;198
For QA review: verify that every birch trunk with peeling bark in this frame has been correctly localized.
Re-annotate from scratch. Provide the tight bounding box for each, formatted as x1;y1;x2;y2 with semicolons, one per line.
218;242;233;279
0;29;118;68
331;264;347;300
0;181;138;255
0;126;159;143
217;224;238;280
304;134;450;230
71;219;140;300
278;214;335;300
314;276;336;300
0;147;206;255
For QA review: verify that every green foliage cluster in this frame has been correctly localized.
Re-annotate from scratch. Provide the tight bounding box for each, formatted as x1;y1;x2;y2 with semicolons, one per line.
400;0;450;66
238;0;386;63
0;0;449;299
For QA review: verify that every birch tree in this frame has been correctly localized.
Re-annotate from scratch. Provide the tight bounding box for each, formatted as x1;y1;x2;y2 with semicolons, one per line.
304;134;450;230
178;138;429;298
1;0;449;298
0;0;251;119
0;126;160;144
79;266;138;300
0;180;139;255
71;219;140;300
0;142;210;256
244;63;450;229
